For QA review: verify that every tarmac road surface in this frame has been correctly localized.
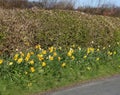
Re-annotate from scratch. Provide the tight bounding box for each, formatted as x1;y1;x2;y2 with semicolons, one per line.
49;75;120;95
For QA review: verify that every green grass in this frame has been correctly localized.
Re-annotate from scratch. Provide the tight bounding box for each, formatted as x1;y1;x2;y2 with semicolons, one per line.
0;44;120;95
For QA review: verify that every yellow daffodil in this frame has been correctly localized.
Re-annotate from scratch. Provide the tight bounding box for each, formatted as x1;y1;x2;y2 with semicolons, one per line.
61;63;66;67
53;52;57;57
87;47;94;54
17;58;23;64
25;53;31;61
49;55;54;61
0;59;3;64
86;67;91;70
30;51;34;55
13;54;19;61
30;67;35;72
49;46;54;53
35;44;41;49
28;83;32;87
20;52;24;57
67;48;74;57
71;56;75;60
29;60;34;65
25;71;28;75
9;62;13;66
113;51;117;55
83;55;87;59
107;51;112;56
96;57;100;61
96;48;100;52
78;47;81;51
58;57;61;61
37;54;44;61
42;62;46;67
42;50;47;55
103;47;106;50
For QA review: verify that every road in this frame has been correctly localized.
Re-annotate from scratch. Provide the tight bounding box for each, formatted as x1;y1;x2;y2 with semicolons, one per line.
49;75;120;95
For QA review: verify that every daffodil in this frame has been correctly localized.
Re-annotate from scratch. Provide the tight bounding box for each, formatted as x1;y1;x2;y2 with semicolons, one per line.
9;62;13;66
35;44;41;49
30;67;35;72
86;67;91;70
107;51;112;56
49;46;54;53
71;56;75;60
61;63;66;67
58;57;61;61
87;47;94;54
29;60;34;65
20;52;24;57
13;54;19;61
25;53;31;61
96;48;100;52
53;52;57;57
113;51;117;55
42;62;46;67
17;58;23;64
0;59;3;64
37;54;44;61
25;71;28;75
42;50;47;55
49;55;54;61
96;57;100;61
83;55;87;59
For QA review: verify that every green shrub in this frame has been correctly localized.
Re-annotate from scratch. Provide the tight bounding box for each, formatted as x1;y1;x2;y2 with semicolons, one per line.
0;8;120;54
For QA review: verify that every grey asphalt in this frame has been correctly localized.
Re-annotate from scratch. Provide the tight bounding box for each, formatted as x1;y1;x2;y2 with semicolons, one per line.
49;75;120;95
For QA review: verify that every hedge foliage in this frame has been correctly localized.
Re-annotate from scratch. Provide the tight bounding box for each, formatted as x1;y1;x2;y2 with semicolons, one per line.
0;8;120;55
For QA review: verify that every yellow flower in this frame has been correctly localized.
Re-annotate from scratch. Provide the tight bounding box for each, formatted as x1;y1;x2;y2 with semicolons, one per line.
17;58;23;64
107;51;112;56
49;55;54;61
86;67;91;70
87;47;94;54
28;83;32;87
103;47;106;50
13;54;19;61
117;42;119;45
30;51;34;55
0;59;3;64
78;47;81;51
29;60;34;65
30;67;35;72
24;41;30;46
9;62;13;66
67;51;72;57
20;52;24;57
35;44;41;49
113;51;117;55
49;46;54;53
53;52;57;57
58;57;61;61
71;56;75;60
96;49;100;52
83;55;87;59
25;53;31;61
96;57;100;61
25;71;28;75
37;54;44;61
42;50;47;55
42;62;46;67
61;63;66;67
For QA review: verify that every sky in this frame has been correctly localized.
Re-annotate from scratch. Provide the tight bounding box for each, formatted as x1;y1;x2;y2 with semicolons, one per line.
29;0;120;7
